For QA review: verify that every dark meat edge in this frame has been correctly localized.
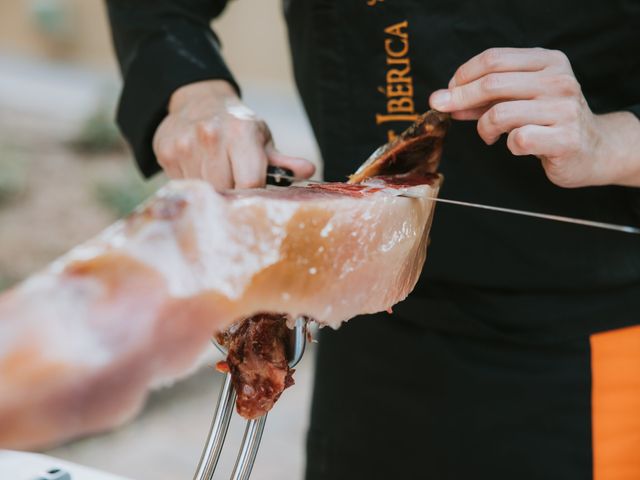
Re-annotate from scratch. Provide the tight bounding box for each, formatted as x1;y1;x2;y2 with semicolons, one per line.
348;109;450;184
216;314;295;420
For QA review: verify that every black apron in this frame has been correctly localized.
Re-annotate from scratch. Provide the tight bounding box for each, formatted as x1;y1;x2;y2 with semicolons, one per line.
283;1;640;478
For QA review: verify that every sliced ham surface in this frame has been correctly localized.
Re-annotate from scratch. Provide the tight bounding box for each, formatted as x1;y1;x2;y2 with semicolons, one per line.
0;110;448;449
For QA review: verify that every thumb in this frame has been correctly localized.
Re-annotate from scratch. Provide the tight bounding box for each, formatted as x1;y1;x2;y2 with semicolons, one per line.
265;144;316;180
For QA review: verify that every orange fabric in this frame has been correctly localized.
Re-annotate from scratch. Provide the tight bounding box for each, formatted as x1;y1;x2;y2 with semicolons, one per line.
591;325;640;480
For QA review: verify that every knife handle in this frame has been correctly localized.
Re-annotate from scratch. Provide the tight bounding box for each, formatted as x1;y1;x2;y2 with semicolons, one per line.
266;166;294;187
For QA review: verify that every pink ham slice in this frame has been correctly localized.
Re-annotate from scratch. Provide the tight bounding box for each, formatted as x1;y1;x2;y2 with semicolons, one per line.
0;110;448;449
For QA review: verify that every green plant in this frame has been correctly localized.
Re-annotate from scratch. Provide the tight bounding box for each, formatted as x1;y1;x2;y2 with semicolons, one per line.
94;169;165;217
71;107;124;153
0;273;18;293
0;145;28;207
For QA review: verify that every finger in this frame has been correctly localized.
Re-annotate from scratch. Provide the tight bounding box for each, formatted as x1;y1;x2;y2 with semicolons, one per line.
173;136;201;179
227;135;269;189
477;100;560;145
431;72;545;112
194;123;234;190
154;136;186;179
449;47;552;88
507;125;567;157
162;165;183;179
266;144;316;179
201;148;234;190
451;106;491;121
158;157;184;180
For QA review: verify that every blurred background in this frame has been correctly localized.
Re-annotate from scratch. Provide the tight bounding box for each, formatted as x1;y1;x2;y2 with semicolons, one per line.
0;1;319;478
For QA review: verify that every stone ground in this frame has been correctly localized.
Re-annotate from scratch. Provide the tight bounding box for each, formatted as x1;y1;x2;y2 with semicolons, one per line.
1;55;320;480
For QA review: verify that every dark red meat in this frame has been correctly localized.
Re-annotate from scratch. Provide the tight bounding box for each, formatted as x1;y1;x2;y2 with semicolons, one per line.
216;314;294;419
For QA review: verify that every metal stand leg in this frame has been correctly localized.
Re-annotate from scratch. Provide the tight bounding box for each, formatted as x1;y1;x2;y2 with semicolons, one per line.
193;317;307;480
193;373;236;480
230;415;268;480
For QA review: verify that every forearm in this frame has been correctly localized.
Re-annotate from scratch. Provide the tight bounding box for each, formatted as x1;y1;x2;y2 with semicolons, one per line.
168;79;239;113
594;111;640;187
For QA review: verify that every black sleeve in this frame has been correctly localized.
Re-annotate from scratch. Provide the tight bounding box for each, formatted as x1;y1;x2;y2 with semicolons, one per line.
625;104;640;121
106;0;240;176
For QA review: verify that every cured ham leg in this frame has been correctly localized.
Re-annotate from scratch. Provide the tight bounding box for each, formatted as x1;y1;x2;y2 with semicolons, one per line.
0;110;448;449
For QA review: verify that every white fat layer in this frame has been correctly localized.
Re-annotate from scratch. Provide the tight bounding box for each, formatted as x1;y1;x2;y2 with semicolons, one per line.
190;192;298;299
1;274;117;369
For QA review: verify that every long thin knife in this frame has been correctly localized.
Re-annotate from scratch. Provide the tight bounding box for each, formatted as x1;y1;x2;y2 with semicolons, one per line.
266;170;640;235
422;196;640;235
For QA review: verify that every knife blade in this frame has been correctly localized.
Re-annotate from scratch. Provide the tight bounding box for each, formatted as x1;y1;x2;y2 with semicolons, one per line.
423;197;640;235
266;166;421;198
265;167;640;235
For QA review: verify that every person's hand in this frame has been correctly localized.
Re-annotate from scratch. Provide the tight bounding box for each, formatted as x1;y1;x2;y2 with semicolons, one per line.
153;80;315;190
429;48;640;188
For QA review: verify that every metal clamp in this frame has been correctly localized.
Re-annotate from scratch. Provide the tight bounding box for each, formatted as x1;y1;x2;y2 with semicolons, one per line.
193;317;307;480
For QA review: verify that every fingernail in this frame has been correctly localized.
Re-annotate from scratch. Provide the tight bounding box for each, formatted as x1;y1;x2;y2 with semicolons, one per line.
448;77;457;88
431;90;452;110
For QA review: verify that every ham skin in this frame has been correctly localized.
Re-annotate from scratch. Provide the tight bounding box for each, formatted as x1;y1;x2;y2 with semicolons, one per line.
0;110;448;448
